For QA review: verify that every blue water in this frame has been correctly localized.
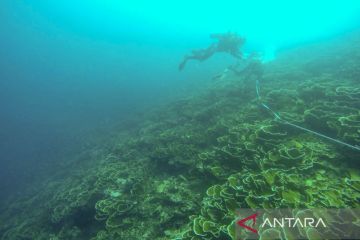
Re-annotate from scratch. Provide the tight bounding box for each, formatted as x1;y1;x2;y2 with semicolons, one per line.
1;0;360;199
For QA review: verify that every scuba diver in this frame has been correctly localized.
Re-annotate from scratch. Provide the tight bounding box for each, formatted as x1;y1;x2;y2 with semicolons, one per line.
212;52;264;83
179;32;246;71
228;52;264;79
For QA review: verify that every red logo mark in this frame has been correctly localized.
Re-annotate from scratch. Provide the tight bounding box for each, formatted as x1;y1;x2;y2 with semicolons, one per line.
237;213;258;234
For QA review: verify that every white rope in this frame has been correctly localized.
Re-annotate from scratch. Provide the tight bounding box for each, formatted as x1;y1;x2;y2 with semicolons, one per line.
255;80;360;151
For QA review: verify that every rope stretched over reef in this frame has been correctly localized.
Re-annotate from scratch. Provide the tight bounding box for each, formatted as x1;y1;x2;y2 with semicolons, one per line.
255;79;360;152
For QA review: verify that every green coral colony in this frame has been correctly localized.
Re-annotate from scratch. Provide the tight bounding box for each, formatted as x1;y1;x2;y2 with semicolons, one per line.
1;35;359;239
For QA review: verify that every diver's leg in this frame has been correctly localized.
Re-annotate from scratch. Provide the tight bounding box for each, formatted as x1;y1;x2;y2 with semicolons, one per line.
179;56;191;71
179;44;216;70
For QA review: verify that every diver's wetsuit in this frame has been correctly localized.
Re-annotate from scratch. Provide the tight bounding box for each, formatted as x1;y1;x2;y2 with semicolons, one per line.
179;33;245;71
211;33;244;58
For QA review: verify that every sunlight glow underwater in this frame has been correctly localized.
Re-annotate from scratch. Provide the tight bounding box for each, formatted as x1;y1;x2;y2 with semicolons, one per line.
28;0;360;50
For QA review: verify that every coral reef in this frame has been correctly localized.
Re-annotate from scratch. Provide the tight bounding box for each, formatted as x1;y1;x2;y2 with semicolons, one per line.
0;33;359;240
